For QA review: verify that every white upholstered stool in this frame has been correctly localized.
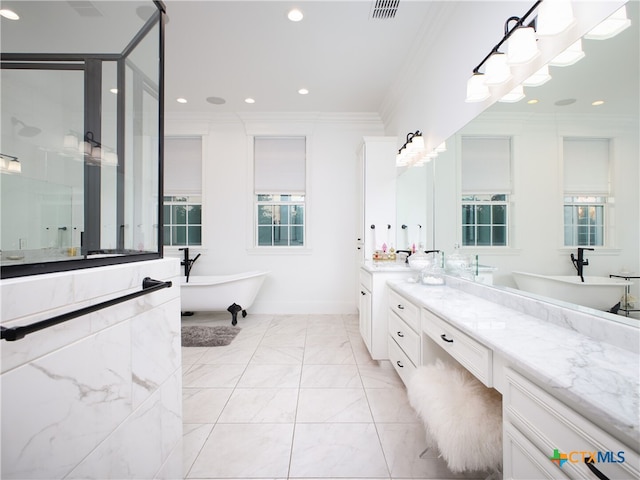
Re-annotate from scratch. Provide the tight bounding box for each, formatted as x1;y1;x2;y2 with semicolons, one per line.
407;360;503;475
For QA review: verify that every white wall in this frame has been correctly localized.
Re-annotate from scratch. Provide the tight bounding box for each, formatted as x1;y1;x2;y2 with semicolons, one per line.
166;113;385;314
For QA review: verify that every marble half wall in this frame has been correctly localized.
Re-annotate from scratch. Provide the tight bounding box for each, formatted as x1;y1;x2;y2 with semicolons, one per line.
1;258;182;479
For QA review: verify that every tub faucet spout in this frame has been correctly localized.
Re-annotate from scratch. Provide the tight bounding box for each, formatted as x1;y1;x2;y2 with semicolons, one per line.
570;247;594;283
179;248;200;282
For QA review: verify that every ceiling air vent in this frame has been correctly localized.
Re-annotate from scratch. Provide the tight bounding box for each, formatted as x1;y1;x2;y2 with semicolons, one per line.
370;0;400;20
67;1;104;17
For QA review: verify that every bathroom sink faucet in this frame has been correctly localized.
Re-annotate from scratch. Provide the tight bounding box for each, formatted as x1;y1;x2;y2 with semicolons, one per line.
179;247;201;283
570;247;594;283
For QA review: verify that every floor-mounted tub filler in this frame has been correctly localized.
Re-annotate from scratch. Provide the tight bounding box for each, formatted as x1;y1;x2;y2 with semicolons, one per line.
512;271;632;312
180;271;269;325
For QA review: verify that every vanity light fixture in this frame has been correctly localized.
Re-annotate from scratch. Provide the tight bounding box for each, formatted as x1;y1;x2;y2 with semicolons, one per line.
584;5;630;40
465;73;491;103
0;153;21;174
465;0;542;102
64;131;80;150
499;84;526;103
536;0;576;37
0;9;19;20
483;52;512;86
396;131;426;167
81;131;118;166
522;64;551;87
548;38;585;66
506;22;539;65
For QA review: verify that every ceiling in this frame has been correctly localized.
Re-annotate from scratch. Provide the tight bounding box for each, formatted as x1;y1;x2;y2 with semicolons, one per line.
1;1;637;118
162;0;440;114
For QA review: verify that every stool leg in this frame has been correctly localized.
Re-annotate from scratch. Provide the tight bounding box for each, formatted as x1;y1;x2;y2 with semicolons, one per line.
419;447;432;458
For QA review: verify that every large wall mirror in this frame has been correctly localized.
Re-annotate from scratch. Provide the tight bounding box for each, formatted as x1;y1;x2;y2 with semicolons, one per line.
397;1;639;325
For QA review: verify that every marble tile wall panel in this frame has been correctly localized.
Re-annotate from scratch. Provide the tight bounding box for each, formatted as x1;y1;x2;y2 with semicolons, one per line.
1;322;133;479
0;259;182;479
1;259;180;373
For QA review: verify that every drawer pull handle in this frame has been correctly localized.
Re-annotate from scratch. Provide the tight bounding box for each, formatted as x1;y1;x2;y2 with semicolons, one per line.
440;334;454;343
396;360;404;368
397;304;405;310
585;458;611;480
361;291;366;295
397;331;404;338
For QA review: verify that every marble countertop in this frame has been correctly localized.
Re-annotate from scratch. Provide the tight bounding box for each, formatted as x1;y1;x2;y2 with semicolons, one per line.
388;280;640;449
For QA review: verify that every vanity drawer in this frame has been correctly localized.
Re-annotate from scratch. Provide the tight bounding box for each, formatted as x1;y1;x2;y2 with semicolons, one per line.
422;308;492;387
504;368;640;480
388;289;419;331
388;335;416;386
388;311;420;364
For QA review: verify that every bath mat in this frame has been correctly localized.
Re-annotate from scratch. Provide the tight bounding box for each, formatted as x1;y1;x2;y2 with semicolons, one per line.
181;325;241;347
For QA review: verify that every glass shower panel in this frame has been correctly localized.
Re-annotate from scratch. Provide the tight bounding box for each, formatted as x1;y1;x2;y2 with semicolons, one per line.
1;1;164;278
101;60;119;251
1;68;84;257
123;21;160;253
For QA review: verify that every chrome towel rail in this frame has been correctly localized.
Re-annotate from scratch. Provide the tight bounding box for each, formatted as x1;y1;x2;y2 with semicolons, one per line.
1;277;172;342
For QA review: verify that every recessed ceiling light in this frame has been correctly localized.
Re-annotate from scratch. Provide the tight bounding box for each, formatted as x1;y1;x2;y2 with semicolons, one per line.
298;88;309;95
288;8;303;22
176;98;187;104
245;98;255;104
110;88;118;94
206;96;226;105
592;100;605;106
0;9;19;20
527;99;539;105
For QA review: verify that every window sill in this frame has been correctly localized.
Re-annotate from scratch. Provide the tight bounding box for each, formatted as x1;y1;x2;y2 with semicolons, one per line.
247;247;312;255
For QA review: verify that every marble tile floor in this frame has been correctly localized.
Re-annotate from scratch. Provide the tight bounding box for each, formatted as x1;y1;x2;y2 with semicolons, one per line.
181;312;492;480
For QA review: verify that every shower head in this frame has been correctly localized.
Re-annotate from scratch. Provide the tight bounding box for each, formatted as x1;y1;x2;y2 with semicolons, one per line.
11;117;41;137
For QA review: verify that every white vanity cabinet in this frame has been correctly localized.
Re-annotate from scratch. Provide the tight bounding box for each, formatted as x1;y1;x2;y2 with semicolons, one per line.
359;266;410;360
422;307;493;387
387;288;421;385
356;137;397;262
503;368;640;480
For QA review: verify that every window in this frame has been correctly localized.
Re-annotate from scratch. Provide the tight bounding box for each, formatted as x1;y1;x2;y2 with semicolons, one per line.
163;137;202;247
563;138;609;247
462;194;508;246
564;196;605;246
163;196;202;246
256;194;305;246
460;137;511;247
254;137;306;247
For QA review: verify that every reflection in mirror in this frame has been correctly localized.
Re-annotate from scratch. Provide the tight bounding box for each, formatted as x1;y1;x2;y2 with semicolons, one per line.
400;2;639;324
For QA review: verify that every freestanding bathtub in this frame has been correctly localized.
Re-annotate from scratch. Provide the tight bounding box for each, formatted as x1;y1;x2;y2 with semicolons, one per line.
180;271;268;325
512;271;632;312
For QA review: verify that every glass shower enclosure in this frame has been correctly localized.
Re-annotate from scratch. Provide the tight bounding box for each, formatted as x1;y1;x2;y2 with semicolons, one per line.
1;1;165;278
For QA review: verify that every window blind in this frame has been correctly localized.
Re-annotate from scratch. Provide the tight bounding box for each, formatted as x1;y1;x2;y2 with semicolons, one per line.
563;138;610;194
164;137;202;193
254;137;306;194
461;136;511;193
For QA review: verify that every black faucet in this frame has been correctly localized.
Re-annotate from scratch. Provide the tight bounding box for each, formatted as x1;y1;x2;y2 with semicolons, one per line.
570;247;594;283
178;247;201;282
